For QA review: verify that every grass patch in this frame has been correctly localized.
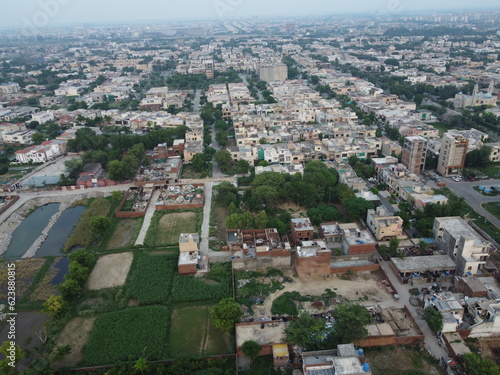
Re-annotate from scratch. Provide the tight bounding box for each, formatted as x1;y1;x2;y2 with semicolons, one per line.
473;162;500;179
271;292;299;316
483;202;500;221
105;219;138;249
235;269;285;307
129;217;144;246
125;252;177;305
63;198;111;252
169;304;232;357
428;121;454;137
171;262;232;303
82;305;170;366
155;211;198;245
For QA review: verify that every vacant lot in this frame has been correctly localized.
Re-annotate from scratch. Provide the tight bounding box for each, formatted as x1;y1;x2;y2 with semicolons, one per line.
107;219;137;249
156;212;197;245
479;338;500;365
54;316;97;368
364;345;444;375
86;252;133;290
170;305;232;357
0;258;46;299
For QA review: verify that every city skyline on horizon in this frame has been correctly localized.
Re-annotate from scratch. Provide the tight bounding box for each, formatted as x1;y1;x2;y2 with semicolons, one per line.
3;0;500;30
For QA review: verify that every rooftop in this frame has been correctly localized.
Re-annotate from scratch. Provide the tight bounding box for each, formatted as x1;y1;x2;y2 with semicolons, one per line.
391;255;456;272
435;217;490;246
292;217;314;231
178;251;199;266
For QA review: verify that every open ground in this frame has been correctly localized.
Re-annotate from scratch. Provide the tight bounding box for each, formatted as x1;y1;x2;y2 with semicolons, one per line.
106;219;137;249
156;211;197;245
169;304;232;357
86;252;133;290
54;316;97;368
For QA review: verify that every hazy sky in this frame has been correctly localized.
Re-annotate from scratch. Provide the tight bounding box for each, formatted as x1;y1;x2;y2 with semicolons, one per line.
5;0;500;29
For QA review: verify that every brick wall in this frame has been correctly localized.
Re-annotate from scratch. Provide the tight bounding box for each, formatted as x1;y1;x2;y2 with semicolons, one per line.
0;195;19;216
295;251;331;277
178;264;197;275
389;261;404;284
155;203;204;211
349;243;376;255
329;264;380;274
115;189;147;218
357;335;396;347
236;345;273;357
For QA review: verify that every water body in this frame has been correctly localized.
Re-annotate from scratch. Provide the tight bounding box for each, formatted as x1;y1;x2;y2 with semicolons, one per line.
51;257;70;285
2;203;60;260
36;206;85;257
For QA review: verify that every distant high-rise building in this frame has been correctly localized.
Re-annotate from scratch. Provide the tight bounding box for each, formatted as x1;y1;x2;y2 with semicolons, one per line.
204;59;214;79
402;136;427;175
437;132;469;177
258;64;288;83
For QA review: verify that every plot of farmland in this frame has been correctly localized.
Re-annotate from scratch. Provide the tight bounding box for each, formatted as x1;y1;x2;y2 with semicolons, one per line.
155;212;197;245
107;219;137;249
86;252;133;290
82;306;170;366
54;316;97;368
170;305;232;357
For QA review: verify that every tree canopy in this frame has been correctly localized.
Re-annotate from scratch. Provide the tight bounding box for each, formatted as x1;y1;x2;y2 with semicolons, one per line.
210;298;242;334
332;303;371;344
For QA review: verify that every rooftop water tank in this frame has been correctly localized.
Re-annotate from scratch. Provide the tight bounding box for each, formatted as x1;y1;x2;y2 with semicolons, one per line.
363;363;370;372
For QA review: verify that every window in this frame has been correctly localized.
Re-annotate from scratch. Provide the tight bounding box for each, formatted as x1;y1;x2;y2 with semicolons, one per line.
467;266;472;271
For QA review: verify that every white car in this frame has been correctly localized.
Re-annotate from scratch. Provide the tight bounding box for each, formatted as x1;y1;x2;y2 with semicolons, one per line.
452;177;460;182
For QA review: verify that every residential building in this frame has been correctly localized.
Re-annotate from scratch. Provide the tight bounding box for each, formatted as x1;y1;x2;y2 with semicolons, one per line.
258;64;288;83
433;217;492;276
366;206;405;241
291;217;314;245
0;82;20;94
401;136;427;175
3;130;35;145
302;344;372;375
437;133;469;177
178;233;200;275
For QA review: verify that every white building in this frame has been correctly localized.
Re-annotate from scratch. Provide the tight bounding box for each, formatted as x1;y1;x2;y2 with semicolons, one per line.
31;111;55;124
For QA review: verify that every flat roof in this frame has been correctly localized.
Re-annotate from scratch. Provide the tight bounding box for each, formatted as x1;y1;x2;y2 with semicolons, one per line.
436;217;489;246
178;251;198;265
391;255;456;273
235;322;287;348
272;344;289;357
332;357;365;375
366;323;395;337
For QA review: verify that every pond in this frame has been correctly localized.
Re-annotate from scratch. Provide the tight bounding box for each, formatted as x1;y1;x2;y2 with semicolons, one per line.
51;257;70;285
36;205;85;257
2;203;60;260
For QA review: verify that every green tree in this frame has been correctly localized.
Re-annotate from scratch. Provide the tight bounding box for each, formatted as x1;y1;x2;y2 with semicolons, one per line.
285;313;327;349
332;303;371;344
415;217;434;237
49;345;71;363
90;216;111;236
252;172;285;188
423;307;443;334
32;132;45;145
214;150;232;173
332;184;356;204
59;278;83;300
241;340;261;359
463;352;500;375
191;153;207;172
253;185;280;208
0;341;23;375
133;357;149;374
215;130;228;147
108;159;125;181
215;181;238;207
344;198;374;220
42;295;65;317
111;190;124;202
226;213;243;229
255;211;268;229
235;159;250;174
210;298;242;333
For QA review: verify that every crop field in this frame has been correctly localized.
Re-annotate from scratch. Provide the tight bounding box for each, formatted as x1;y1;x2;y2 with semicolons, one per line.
155;211;197;245
63;198;111;251
86;252;134;290
125;252;177;305
170;305;232;357
106;219;138;249
82;305;171;366
29;258;62;301
171;262;232;303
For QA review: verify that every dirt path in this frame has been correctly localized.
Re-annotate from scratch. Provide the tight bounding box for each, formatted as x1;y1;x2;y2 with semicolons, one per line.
134;190;160;246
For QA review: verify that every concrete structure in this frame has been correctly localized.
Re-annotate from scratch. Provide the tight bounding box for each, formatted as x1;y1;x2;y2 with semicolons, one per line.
2;130;35;145
259;64;288;83
402;136;427;175
454;82;497;109
340;225;377;255
454;277;488;298
437;133;468;177
302;345;372;375
389;255;456;284
291;217;314;245
179;233;200;252
0;82;20;94
366;206;405;241
178;233;200;275
433;217;492;276
272;344;289;367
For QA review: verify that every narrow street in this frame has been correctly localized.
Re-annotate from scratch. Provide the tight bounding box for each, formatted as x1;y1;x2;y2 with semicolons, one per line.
377;252;449;360
134;189;161;246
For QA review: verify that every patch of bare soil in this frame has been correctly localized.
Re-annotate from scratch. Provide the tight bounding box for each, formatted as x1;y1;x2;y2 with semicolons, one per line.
107;219;136;249
53;316;97;368
86;252;133;290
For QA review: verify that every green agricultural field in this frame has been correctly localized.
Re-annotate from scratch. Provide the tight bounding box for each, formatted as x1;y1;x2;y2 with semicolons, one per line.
170;262;232;303
125;252;177;305
169;305;232;357
155;211;198;245
82;305;170;366
106;218;139;249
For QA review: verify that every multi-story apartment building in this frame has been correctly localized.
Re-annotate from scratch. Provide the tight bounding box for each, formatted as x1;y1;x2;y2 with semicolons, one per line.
258;64;288;83
366;206;405;241
433;217;492;276
402;136;427;175
437;132;469;177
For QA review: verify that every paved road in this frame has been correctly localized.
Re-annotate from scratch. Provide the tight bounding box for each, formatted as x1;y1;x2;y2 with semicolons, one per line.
134;190;161;246
193;89;201;113
441;178;500;228
199;182;232;266
377;252;449;360
239;73;263;101
0;184;133;225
